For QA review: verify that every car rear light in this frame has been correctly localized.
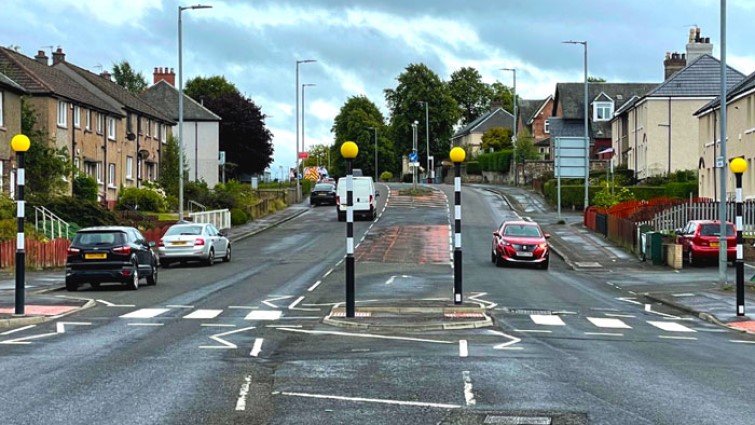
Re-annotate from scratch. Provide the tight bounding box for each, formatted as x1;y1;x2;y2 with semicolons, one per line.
336;196;341;206
67;247;80;255
158;239;164;247
112;245;131;255
194;238;205;246
370;195;374;204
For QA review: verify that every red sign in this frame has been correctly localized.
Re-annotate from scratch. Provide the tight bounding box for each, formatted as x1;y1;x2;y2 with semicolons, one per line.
298;152;309;159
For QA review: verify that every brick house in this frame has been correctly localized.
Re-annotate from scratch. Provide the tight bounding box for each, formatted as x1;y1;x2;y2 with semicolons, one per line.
0;71;27;195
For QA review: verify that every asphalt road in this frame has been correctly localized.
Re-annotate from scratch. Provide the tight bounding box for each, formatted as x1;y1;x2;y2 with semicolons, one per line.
1;183;755;425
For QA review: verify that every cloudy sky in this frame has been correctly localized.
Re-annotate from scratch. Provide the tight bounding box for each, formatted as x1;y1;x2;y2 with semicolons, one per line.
5;0;755;178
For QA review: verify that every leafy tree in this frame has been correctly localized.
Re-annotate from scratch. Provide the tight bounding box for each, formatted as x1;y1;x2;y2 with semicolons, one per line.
186;76;273;177
513;127;541;164
112;60;148;94
588;76;607;82
490;81;514;114
330;96;395;178
448;67;494;125
21;97;70;199
481;127;513;152
303;144;331;168
593;182;635;207
158;135;185;198
385;63;460;171
72;175;98;201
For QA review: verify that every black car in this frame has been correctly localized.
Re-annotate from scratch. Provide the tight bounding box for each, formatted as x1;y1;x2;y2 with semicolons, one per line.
310;183;337;206
65;226;158;291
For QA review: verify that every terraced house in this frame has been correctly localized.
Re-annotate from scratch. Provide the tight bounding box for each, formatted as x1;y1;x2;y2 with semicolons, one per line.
0;71;26;195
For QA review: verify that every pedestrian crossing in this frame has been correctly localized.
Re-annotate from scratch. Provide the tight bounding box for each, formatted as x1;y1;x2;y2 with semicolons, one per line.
118;308;287;321
500;313;707;335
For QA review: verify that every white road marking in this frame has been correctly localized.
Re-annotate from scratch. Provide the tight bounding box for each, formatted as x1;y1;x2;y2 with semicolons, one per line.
645;304;679;318
0;321;90;344
659;335;698;341
201;324;235;327
235;374;252;411
385;275;411;285
323;269;333;278
693;328;727;333
167;305;194;309
288;296;320;312
183;309;223;319
604;313;636;318
514;329;552;333
459;340;468;357
262;295;293;309
250;338;264;357
228;306;258;310
1;324;36;335
730;339;755;344
671;293;696;297
468;292;498;309
616;297;643;305
266;324;302;328
56;322;90;333
274;391;461;409
584;332;624;337
276;327;452;344
96;299;135;308
127;323;164;327
530;314;565;326
245;310;282;321
647;321;696;333
200;326;256;349
288;296;304;309
120;308;170;319
587;317;632;329
462;371;476;406
307;280;323;292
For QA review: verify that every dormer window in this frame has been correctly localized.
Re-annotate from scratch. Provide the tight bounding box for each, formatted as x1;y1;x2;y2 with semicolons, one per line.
593;101;614;121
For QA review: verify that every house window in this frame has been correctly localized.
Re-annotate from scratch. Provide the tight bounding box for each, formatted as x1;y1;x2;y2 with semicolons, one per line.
108;163;116;187
126;156;133;179
0;91;4;127
154;121;159;139
147;162;155;181
85;161;97;181
73;106;81;128
85;110;91;130
145;119;150;137
96;113;103;134
97;162;103;183
57;101;67;127
594;101;614;121
160;124;166;143
544;119;550;134
137;157;142;179
108;117;116;140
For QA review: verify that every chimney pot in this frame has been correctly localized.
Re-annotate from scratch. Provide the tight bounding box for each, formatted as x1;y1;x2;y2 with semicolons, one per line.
152;65;175;86
51;47;65;65
34;50;48;65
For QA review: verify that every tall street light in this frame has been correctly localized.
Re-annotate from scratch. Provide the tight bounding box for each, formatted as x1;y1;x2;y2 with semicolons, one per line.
419;101;430;183
500;68;517;185
411;120;418;190
301;83;316;174
718;0;729;284
296;59;316;202
563;40;589;210
367;126;378;181
178;3;212;222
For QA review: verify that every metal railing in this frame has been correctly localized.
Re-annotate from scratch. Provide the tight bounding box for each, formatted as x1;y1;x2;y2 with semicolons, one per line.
189;209;231;230
637;200;755;236
188;200;206;215
34;205;70;240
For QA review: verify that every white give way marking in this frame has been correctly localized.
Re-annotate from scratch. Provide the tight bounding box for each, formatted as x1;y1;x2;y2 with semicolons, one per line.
0;321;91;345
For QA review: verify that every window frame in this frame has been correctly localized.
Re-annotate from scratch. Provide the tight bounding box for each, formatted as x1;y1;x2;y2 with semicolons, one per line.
57;101;67;127
126;156;134;180
593;101;614;122
107;117;116;140
160;124;166;143
108;163;116;187
96;113;103;134
85;109;91;131
544;119;550;134
73;105;81;128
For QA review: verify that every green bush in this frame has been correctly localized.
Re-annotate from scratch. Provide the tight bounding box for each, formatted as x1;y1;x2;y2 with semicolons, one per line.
379;171;394;182
477;150;513;172
117;187;167;212
0;194;15;220
185;180;215;207
72;175;98;201
465;161;481;175
230;207;248;225
631;186;667;200
214;180;255;210
45;196;121;228
665;181;698;198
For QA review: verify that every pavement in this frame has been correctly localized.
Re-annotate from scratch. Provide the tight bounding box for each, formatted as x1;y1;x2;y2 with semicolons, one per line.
1;184;754;336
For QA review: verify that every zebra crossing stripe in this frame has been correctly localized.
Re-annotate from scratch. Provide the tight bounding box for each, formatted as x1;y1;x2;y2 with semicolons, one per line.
530;315;565;326
647;321;696;333
587;317;632;329
244;310;282;321
184;309;223;319
120;308;170;319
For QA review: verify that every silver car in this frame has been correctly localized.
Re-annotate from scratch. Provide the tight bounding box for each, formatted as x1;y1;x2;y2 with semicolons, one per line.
158;223;231;267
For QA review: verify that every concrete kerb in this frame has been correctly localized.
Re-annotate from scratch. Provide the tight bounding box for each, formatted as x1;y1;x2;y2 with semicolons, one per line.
643;292;736;330
323;302;494;331
0;298;96;330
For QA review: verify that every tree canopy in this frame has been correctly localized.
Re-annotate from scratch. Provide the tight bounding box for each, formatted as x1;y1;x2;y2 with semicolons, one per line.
21;97;70;199
448;67;494;126
185;75;239;100
112;60;148;94
490;81;515;114
330;96;394;178
481;127;513;152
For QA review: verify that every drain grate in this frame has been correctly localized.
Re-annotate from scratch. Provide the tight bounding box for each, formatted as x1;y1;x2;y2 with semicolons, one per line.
484;416;552;425
498;307;553;316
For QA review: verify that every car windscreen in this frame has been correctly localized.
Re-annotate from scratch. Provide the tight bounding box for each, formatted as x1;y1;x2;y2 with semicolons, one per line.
699;223;735;237
73;231;126;247
314;184;334;191
165;225;204;236
503;225;542;237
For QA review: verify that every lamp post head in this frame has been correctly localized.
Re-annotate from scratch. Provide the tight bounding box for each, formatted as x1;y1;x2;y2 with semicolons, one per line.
341;141;358;159
730;157;748;174
11;134;30;152
450;147;466;163
181;4;213;11
297;59;317;65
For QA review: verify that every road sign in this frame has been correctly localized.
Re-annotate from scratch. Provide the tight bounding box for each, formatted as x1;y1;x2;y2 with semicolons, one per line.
219;151;226;165
409;152;418;162
554;137;588;178
298;152;309;160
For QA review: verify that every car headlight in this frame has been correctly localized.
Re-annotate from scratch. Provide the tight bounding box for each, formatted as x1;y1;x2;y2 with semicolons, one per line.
538;243;548;249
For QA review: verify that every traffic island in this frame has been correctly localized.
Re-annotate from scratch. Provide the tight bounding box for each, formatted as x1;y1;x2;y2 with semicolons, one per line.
323;300;493;331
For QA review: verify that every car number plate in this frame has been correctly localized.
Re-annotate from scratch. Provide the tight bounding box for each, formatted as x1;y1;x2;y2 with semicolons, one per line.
84;253;107;260
710;242;719;247
517;251;534;257
172;241;189;245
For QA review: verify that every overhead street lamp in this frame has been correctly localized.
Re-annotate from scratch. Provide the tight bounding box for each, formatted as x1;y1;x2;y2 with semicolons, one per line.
411;120;418;190
563;40;589;210
178;3;212;221
367;126;378;181
301;83;316;173
419;101;430;183
295;59;317;202
500;68;517;185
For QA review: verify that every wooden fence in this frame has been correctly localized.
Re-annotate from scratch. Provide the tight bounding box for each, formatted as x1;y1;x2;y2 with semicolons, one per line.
0;238;71;269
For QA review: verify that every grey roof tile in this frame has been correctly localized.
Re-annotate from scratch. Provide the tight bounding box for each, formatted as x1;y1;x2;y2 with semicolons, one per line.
695;66;755;114
648;54;744;98
553;82;659;119
0;71;26;93
140;80;221;122
452;107;514;138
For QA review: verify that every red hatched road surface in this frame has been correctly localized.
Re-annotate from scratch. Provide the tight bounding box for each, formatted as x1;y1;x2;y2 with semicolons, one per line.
0;305;78;316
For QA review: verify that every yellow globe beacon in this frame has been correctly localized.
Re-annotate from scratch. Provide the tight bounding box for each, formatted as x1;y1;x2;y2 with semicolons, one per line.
730;157;748;174
11;134;30;152
450;147;466;163
341;141;358;159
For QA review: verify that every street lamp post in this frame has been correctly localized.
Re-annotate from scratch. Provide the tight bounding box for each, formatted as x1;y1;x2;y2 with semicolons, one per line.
295;59;316;202
500;68;517;185
450;147;466;305
730;157;747;316
11;134;29;315
301;83;316;173
420;101;430;183
719;1;729;284
411;121;418;190
563;40;589;210
367;126;378;181
341;141;358;318
178;3;212;222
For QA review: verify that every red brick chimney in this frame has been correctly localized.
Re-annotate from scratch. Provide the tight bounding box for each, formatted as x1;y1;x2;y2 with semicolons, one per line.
663;51;686;80
34;50;48;65
52;47;65;65
153;67;175;86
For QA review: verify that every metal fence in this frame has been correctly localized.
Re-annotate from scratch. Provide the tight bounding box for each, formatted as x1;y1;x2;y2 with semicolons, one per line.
637;201;755;236
189;209;232;230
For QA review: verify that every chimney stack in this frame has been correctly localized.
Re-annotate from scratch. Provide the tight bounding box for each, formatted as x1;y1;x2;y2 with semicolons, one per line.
100;70;111;81
34;50;48;65
686;27;713;63
51;47;65;65
153;66;176;86
664;51;687;80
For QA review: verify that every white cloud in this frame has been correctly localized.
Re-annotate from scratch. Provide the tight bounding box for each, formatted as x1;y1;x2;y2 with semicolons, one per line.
36;0;164;27
729;55;755;76
308;99;340;122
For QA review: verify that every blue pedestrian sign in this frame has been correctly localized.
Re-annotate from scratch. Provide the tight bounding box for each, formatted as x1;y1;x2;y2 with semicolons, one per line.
409;152;418;162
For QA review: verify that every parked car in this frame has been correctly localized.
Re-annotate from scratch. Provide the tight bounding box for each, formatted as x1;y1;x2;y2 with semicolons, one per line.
158;222;231;267
65;226;158;291
310;182;337;206
491;220;550;269
675;220;736;266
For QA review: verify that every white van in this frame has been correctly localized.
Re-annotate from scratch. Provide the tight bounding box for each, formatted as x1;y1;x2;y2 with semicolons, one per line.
336;176;379;221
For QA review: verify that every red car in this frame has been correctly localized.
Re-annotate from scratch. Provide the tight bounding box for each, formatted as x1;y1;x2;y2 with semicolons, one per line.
675;220;736;266
491;220;550;269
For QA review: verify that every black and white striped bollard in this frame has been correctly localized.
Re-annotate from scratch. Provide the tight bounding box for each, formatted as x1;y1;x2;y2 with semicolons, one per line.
730;157;747;316
11;134;30;316
450;147;466;305
341;141;358;317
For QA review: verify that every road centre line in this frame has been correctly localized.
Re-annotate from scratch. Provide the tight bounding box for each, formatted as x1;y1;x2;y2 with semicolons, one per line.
514;329;552;333
730;339;755;344
274;391;461;409
276;327;453;344
228;306;258;310
459;340;468;357
693;328;727;332
307;280;323;292
250;338;264;357
462;371;476;406
323;269;333;278
584;332;624;337
659;335;698;341
235;375;252;411
167;305;194;309
1;324;36;335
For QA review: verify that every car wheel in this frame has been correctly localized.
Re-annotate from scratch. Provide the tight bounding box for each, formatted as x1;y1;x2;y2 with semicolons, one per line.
491;249;496;264
223;245;232;262
204;249;215;266
540;257;550;270
128;262;139;290
495;253;505;267
146;261;158;286
65;279;77;292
